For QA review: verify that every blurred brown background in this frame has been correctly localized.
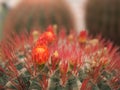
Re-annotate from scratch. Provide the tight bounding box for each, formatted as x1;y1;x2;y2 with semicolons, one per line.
0;0;87;37
1;0;120;46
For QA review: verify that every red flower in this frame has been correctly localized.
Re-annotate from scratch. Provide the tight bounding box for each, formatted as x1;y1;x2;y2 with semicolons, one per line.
32;45;49;65
44;26;56;42
37;26;56;45
79;30;88;43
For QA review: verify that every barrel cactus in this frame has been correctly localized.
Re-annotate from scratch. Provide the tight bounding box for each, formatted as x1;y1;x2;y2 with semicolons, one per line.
3;0;74;34
0;26;120;90
85;0;120;46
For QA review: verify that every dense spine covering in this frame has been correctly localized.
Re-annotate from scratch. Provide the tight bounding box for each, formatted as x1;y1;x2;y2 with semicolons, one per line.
0;26;120;90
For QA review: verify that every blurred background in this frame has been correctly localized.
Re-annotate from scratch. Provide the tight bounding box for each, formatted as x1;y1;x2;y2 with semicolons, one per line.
0;0;120;46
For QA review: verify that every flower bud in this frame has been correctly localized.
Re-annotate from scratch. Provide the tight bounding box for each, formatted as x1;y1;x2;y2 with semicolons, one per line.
79;31;87;43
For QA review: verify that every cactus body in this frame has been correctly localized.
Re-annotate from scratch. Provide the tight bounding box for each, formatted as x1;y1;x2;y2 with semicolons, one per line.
0;26;120;90
3;0;74;34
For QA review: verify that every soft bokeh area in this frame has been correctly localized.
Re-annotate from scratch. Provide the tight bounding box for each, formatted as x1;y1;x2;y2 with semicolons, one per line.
0;0;87;39
1;0;120;46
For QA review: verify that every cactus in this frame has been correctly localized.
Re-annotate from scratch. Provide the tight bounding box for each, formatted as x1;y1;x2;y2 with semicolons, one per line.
86;0;120;46
0;25;120;90
0;2;8;40
3;0;74;35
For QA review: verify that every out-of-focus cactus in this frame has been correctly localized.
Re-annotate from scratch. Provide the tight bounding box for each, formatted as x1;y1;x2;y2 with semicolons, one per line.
0;2;8;39
0;26;120;90
3;0;74;35
86;0;120;46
